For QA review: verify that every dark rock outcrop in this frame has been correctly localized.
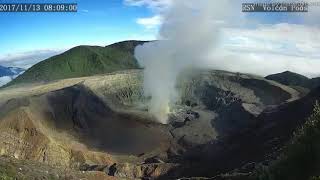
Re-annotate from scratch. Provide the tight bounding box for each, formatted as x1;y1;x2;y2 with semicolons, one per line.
159;87;320;179
265;71;320;94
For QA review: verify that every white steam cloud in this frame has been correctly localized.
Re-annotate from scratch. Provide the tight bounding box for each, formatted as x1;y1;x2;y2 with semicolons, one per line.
134;0;320;124
135;0;240;123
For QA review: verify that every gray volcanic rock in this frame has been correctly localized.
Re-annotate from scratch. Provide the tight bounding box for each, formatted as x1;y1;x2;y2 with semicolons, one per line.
265;71;320;95
170;70;299;143
163;87;320;179
0;69;305;179
266;71;312;89
43;84;172;155
311;77;320;89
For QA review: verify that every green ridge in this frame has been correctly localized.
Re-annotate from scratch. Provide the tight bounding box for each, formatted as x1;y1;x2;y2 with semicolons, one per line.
6;40;148;87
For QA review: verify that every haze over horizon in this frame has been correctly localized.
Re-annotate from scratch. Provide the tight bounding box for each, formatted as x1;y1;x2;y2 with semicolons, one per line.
1;0;320;78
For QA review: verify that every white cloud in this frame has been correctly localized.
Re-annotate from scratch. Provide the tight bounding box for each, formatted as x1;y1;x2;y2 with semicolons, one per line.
124;0;172;12
205;23;320;78
136;15;163;29
0;49;65;69
222;23;320;59
81;9;89;13
124;0;171;31
0;76;13;87
127;0;320;124
126;0;320;79
207;49;320;78
303;1;320;26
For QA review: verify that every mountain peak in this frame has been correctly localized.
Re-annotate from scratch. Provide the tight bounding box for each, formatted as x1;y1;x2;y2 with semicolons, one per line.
265;71;312;89
0;65;25;77
0;65;25;87
5;40;148;87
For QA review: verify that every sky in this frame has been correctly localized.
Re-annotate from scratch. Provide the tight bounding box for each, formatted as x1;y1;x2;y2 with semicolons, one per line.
0;0;157;68
0;0;319;77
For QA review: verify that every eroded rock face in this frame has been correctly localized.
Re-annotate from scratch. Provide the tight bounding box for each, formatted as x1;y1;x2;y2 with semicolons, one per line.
167;70;298;148
0;95;116;168
0;69;302;179
83;70;145;110
0;108;51;162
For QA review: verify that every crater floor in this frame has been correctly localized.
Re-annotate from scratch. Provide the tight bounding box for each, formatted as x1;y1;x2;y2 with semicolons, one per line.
0;69;303;179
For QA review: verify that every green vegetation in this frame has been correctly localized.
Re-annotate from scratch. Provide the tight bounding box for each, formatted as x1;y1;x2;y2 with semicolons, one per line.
6;40;147;87
255;101;320;180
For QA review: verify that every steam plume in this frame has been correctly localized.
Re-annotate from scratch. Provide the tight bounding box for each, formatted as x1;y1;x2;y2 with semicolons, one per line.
134;0;320;124
135;0;239;123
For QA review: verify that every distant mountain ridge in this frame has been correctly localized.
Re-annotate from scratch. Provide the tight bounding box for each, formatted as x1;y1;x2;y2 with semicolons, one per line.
6;40;148;87
265;71;320;93
0;66;25;87
0;66;24;77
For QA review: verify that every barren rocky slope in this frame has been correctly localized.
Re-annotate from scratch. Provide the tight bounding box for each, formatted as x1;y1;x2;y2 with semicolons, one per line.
0;69;309;179
266;71;320;96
